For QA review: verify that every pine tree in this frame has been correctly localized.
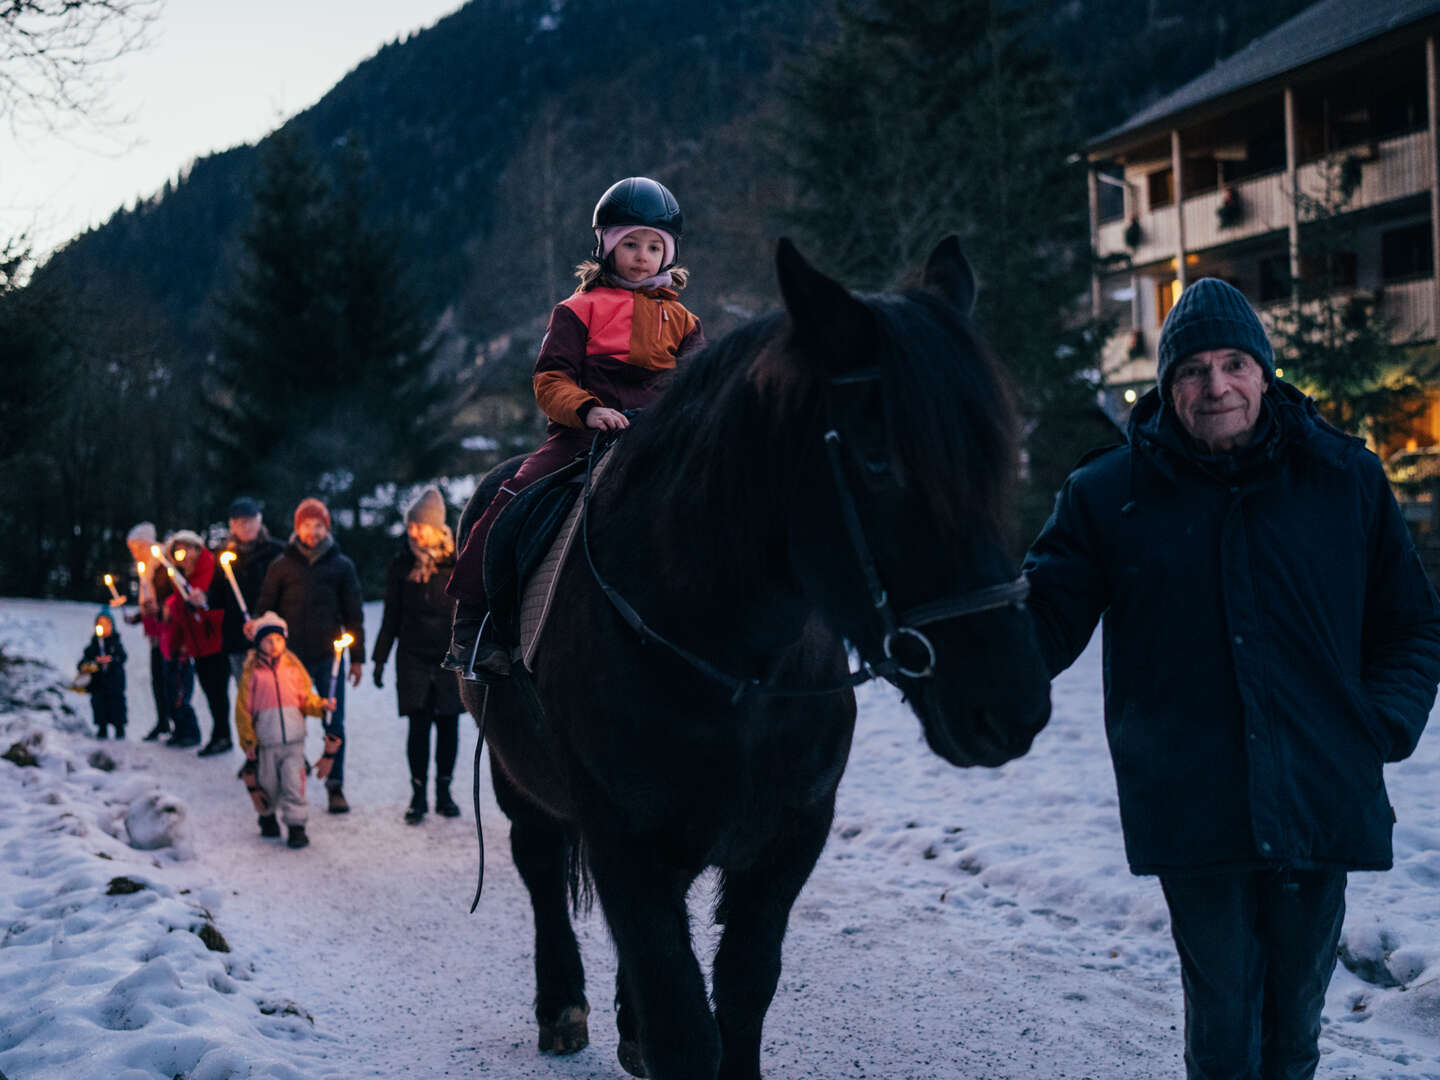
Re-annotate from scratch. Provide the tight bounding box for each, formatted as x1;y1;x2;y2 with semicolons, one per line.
1268;155;1427;446
207;131;465;523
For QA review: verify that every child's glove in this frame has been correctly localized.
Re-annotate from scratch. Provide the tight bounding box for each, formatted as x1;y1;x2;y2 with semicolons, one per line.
313;733;343;780
237;756;270;813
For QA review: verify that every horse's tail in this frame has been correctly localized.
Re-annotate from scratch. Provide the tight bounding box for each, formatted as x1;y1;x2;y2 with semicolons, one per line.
566;827;595;917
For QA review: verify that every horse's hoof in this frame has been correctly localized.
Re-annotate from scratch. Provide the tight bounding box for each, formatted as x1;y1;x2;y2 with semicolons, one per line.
537;1004;590;1054
617;1038;648;1077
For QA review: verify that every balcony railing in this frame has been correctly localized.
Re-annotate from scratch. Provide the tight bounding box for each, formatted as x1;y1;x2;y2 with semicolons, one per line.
1095;129;1434;264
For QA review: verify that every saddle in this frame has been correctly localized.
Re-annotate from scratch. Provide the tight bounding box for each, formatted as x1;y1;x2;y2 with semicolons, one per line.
480;443;615;669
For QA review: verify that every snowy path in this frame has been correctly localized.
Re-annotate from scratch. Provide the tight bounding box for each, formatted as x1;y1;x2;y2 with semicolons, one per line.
2;596;1439;1079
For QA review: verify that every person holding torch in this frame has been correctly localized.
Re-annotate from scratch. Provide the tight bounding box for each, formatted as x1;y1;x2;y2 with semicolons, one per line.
252;497;365;814
124;522;176;742
214;497;284;687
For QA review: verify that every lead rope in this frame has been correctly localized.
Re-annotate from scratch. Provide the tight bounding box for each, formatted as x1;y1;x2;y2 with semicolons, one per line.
468;685;488;913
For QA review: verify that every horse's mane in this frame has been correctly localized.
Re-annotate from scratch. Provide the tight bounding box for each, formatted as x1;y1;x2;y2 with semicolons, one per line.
611;286;1017;565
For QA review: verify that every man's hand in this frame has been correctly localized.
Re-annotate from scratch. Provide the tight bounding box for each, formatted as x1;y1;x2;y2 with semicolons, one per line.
348;661;363;687
585;406;629;431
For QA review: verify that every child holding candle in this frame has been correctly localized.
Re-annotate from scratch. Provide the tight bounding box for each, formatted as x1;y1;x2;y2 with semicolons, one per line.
78;611;127;739
444;176;704;679
234;612;337;849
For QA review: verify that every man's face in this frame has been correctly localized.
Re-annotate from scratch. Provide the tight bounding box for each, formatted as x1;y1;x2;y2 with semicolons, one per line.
297;518;328;547
230;514;262;543
1168;349;1268;453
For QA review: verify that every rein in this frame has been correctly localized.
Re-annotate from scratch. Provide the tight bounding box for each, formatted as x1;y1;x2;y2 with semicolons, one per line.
580;369;1028;704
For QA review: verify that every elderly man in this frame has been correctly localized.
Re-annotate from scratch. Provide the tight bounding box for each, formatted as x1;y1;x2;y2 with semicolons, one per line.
1024;278;1440;1079
214;497;285;685
253;497;364;814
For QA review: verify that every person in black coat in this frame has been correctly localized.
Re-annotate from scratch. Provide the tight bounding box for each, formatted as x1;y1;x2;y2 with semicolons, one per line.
213;496;285;684
252;497;365;814
373;487;463;825
79;610;127;738
1024;278;1440;1080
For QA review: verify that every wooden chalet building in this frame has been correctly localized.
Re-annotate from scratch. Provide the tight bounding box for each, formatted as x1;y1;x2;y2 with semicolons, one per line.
1085;0;1440;451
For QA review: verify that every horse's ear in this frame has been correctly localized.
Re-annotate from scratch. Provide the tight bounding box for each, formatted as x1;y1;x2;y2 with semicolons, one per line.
923;235;977;318
775;237;876;371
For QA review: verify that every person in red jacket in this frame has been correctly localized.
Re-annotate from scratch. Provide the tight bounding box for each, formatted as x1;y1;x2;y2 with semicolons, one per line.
166;531;231;755
444;177;704;679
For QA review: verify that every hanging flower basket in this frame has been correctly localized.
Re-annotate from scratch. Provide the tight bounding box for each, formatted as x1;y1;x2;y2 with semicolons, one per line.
1123;217;1143;249
1217;187;1243;228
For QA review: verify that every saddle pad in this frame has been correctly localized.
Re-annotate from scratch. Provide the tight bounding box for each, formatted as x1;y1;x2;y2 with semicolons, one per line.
517;449;615;669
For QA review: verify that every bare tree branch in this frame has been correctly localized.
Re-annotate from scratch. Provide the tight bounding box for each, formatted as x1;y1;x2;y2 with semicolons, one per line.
0;0;162;135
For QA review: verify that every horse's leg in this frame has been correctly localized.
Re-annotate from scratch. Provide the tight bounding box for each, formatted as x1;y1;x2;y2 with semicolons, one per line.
588;839;719;1080
489;757;589;1054
712;811;832;1080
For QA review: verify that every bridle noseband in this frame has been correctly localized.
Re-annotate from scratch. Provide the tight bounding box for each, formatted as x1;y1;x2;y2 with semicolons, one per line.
581;365;1028;703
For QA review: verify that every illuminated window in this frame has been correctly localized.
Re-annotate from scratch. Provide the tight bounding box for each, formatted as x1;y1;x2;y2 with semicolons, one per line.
1157;279;1182;323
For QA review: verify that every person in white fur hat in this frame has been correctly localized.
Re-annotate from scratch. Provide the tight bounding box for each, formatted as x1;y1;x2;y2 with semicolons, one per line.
234;611;336;849
444;176;705;679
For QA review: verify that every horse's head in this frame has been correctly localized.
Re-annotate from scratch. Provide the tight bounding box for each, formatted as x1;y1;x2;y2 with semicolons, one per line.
774;237;1051;767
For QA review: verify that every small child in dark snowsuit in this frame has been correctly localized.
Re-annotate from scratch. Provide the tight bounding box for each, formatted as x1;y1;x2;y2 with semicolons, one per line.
443;176;704;680
79;611;127;738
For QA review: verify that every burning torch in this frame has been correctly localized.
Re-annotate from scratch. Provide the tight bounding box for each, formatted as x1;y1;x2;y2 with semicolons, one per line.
102;573;123;606
150;543;207;609
315;632;353;780
218;551;251;621
94;620;108;656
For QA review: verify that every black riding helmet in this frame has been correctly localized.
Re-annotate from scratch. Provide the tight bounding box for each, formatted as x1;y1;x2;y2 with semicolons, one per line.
591;177;683;268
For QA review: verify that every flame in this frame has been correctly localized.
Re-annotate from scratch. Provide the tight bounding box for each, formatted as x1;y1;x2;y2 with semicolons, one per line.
150;544;162;558
95;623;104;637
174;548;186;562
136;561;146;574
166;566;175;578
333;633;355;652
104;573;114;586
219;551;236;565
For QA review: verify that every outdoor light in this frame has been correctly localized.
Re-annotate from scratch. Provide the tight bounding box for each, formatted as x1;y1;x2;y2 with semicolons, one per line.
1124;389;1138;404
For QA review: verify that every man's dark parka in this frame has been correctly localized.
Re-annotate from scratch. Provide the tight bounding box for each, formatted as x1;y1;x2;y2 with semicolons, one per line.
1023;381;1440;875
254;536;365;667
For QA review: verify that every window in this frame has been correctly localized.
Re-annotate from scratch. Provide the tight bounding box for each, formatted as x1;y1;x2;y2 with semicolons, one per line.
1156;278;1182;323
1382;223;1433;282
1147;168;1174;210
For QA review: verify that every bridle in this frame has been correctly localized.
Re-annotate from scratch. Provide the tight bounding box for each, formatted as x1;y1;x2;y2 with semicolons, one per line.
581;365;1028;704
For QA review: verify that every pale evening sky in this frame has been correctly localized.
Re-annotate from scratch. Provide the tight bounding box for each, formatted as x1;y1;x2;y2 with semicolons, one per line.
2;0;467;258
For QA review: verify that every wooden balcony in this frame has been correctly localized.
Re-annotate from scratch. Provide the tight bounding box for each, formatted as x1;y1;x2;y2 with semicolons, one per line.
1095;129;1435;265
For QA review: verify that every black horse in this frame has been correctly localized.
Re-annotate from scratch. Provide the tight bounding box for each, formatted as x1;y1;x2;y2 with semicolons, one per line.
459;237;1052;1079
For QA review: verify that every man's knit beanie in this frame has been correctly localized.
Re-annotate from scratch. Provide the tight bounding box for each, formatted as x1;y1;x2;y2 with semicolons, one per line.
1156;278;1274;391
404;487;447;529
293;498;331;532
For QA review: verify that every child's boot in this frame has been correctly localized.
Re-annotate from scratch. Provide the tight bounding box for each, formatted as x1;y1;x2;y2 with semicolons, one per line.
258;813;280;838
441;606;510;682
435;776;460;818
287;824;309;849
404;778;427;826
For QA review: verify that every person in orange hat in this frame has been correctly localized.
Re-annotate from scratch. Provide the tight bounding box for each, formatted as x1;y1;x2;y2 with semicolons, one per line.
251;497;364;814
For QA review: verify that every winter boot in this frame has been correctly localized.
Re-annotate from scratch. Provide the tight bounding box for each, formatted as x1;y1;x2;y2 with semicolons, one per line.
142;721;170;742
95;726;108;739
198;735;233;757
258;813;280;838
435;776;460;818
404;778;427;826
327;787;350;814
287;824;309;849
441;616;511;683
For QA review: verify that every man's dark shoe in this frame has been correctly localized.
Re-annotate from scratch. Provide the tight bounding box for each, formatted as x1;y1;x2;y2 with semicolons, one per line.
258;813;280;838
197;738;233;758
167;732;201;749
142;723;170;742
435;778;461;818
327;787;350;814
287;824;309;849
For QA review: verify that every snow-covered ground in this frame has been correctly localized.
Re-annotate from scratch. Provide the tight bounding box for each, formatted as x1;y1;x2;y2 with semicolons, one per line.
1;596;1439;1079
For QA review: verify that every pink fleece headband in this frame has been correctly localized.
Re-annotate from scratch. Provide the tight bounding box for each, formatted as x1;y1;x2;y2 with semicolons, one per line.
598;224;675;269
